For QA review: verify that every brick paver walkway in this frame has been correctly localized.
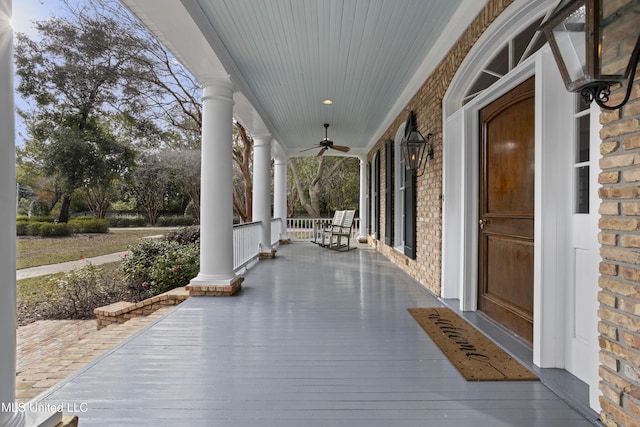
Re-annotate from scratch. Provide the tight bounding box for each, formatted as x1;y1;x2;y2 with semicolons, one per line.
15;306;175;402
15;238;177;405
17;320;96;375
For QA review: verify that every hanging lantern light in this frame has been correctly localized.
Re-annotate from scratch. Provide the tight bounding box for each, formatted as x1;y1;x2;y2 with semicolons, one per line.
539;0;640;110
400;111;433;177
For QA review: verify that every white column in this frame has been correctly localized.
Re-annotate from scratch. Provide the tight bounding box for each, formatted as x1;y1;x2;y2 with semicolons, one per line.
189;78;239;288
358;156;369;242
273;156;289;242
0;1;22;425
252;134;274;256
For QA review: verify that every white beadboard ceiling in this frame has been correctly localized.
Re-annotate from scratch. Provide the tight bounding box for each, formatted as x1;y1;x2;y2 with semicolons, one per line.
122;0;487;157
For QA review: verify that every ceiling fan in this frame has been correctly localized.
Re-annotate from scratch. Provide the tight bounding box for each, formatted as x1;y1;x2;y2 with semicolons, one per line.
301;123;350;156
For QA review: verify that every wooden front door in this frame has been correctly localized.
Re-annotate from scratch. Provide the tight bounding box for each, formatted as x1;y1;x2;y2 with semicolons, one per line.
478;77;535;343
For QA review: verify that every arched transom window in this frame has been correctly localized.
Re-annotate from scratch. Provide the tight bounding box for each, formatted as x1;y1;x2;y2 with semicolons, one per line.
462;17;547;106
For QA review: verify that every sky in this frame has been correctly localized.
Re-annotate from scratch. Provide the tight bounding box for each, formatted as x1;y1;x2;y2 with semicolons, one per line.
12;0;68;146
12;0;63;36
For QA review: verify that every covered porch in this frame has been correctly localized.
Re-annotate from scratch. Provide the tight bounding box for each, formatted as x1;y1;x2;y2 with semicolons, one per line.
1;0;623;424
33;242;593;426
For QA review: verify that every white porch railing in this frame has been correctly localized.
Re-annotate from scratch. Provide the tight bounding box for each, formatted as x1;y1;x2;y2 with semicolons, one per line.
232;217;359;271
271;218;282;245
286;217;360;242
233;218;283;271
233;221;261;271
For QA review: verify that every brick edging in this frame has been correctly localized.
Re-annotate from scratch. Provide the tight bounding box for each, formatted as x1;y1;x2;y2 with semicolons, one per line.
185;277;244;296
94;287;190;330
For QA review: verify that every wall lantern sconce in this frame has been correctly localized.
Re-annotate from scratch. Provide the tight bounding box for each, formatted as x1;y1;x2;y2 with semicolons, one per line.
400;110;433;177
539;0;640;110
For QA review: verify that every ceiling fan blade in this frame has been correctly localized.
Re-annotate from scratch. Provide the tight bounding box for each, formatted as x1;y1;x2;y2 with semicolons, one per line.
317;147;327;156
300;145;320;152
330;145;350;153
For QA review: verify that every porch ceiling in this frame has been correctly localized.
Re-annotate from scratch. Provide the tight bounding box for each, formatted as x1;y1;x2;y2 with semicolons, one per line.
121;0;487;157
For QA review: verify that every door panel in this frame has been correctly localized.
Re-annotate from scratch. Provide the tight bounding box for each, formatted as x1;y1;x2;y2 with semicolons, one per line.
479;77;535;343
486;236;534;316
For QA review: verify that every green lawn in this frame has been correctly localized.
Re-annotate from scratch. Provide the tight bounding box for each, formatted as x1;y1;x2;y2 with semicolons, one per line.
16;229;163;269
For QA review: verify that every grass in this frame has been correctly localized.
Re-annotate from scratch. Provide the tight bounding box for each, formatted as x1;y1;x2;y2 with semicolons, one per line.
17;271;66;326
17;271;66;307
16;229;164;269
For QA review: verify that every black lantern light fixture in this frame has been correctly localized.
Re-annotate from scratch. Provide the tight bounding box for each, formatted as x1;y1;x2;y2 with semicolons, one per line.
400;110;433;177
539;0;640;110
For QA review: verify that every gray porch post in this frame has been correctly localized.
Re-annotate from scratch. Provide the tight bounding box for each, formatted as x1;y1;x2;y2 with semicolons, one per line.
252;134;275;258
187;77;242;296
0;1;23;424
358;155;369;242
273;155;290;242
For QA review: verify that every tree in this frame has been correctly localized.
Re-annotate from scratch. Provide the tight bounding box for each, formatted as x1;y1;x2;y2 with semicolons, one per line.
16;134;62;212
232;123;253;223
14;13;145;221
68;0;203;143
79;118;136;218
287;180;299;218
320;157;360;212
162;149;201;223
288;156;357;217
80;1;256;223
16;0;255;224
130;153;170;226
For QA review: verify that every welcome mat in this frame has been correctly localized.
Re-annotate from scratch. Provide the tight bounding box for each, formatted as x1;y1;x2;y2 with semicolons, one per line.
408;307;538;381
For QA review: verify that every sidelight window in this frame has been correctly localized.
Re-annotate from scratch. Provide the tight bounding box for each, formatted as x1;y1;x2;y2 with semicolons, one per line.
574;96;590;214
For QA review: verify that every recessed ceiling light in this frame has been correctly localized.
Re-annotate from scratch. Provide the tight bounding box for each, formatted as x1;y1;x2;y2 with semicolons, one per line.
322;99;333;105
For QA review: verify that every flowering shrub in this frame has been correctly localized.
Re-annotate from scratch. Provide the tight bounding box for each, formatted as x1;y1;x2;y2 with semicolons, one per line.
120;239;199;297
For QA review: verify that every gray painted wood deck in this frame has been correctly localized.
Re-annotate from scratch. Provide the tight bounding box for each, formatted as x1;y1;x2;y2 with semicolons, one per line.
37;243;595;426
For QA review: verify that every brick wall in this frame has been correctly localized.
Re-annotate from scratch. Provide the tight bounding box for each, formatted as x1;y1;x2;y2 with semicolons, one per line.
368;0;513;295
597;70;640;427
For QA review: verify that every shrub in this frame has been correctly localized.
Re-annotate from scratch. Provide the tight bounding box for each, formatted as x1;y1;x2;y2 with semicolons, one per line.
121;239;199;297
165;226;200;245
28;216;55;223
156;215;196;227
29;199;50;217
69;216;95;221
49;263;131;319
17;221;72;237
27;221;43;236
69;218;109;233
184;201;198;220
107;215;146;227
17;198;31;216
16;220;29;236
38;222;72;237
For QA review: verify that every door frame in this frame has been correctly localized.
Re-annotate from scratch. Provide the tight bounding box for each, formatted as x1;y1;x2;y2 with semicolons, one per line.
393;123;407;253
443;48;572;364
